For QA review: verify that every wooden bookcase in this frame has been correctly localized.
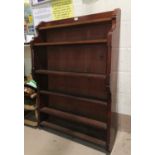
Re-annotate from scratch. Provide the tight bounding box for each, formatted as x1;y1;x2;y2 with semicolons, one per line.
31;9;120;152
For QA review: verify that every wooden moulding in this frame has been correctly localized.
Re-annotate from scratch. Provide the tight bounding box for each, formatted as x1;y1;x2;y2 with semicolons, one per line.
38;18;112;30
36;10;114;31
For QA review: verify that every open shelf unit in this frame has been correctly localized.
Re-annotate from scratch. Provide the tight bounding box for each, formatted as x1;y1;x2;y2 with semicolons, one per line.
24;96;38;127
24;110;38;127
31;9;120;152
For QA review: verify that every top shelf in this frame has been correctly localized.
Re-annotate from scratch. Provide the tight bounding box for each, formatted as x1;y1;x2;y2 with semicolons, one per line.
33;39;107;46
38;18;112;30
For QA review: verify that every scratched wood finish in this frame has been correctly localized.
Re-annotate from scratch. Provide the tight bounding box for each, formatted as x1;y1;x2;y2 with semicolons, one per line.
31;9;120;152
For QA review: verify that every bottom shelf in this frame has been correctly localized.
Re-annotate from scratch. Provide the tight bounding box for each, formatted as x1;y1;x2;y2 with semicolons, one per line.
40;121;106;147
24;104;37;110
24;111;38;127
24;97;37;110
24;119;38;127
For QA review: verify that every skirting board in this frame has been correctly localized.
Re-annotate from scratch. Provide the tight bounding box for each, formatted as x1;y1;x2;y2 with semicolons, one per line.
116;112;131;133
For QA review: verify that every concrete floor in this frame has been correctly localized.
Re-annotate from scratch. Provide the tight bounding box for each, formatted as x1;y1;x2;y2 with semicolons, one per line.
24;126;130;155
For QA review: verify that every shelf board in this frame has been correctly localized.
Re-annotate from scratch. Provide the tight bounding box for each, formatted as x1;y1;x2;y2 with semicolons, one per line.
40;90;107;106
24;112;38;127
24;44;30;47
24;119;38;127
38;18;112;30
24;98;36;110
40;107;107;130
35;70;106;79
24;104;37;110
33;39;107;46
40;121;106;147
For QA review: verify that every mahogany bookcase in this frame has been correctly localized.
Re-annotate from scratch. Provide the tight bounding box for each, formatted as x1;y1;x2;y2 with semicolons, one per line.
31;9;120;152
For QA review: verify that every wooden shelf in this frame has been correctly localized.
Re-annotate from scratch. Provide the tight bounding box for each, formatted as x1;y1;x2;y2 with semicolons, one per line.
24;97;37;110
40;90;107;106
40;121;106;147
24;111;38;127
40;107;107;130
38;18;112;30
24;104;37;110
33;39;107;46
35;70;106;79
24;119;38;127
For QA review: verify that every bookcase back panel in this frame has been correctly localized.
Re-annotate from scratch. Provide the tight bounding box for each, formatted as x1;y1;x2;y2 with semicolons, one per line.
39;94;49;108
47;74;107;100
47;93;107;122
47;44;107;74
33;47;47;70
45;22;111;42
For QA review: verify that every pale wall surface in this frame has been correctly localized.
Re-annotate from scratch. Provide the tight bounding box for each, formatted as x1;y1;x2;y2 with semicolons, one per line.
24;45;32;76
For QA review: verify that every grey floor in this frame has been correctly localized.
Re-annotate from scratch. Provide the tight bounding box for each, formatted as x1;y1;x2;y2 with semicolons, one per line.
24;126;130;155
